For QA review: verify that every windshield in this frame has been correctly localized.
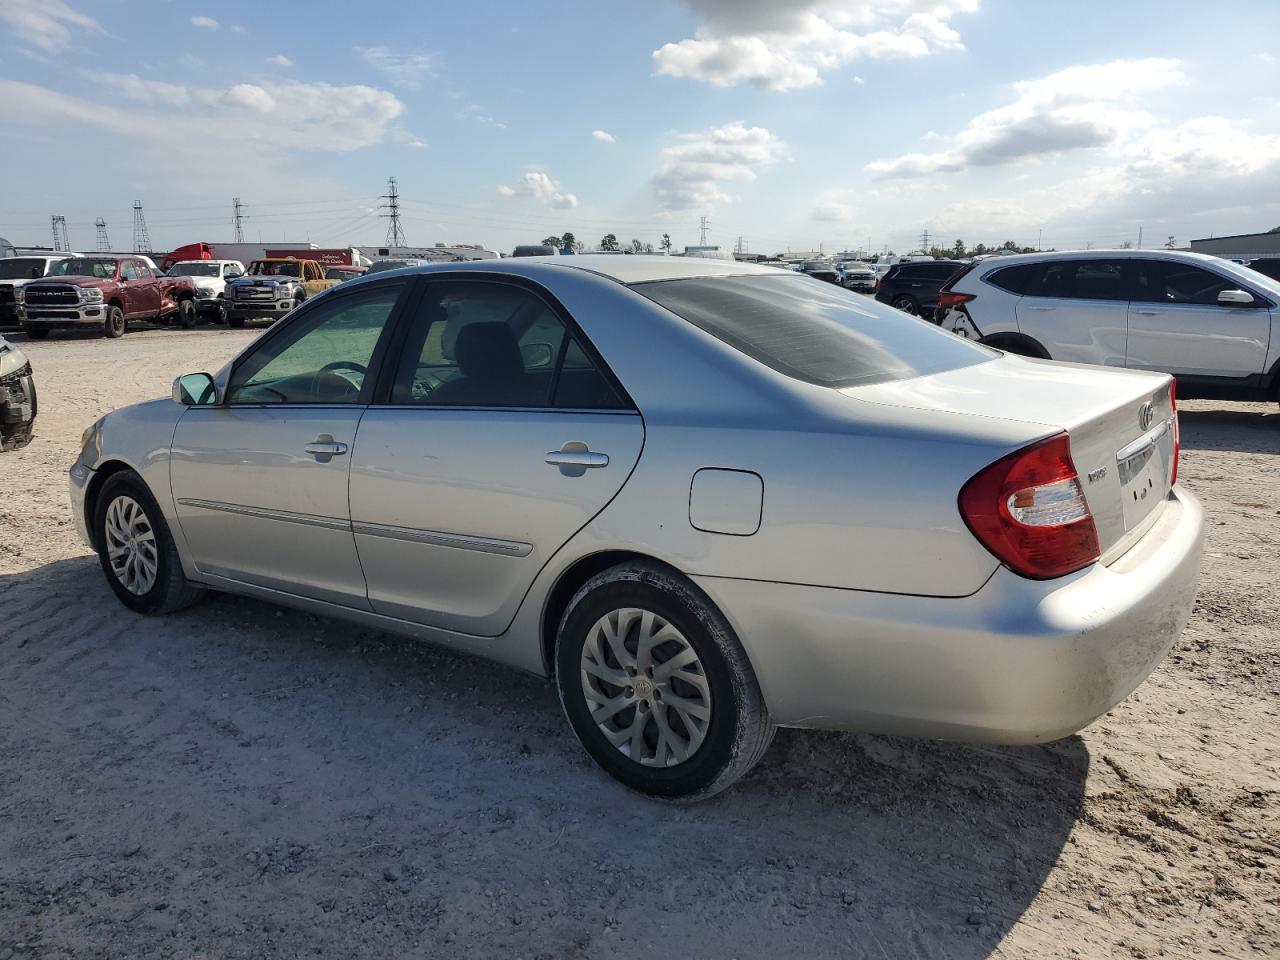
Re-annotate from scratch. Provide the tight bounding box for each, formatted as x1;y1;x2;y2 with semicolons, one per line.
633;274;995;388
0;258;51;280
251;262;300;277
802;261;832;271
51;258;117;278
168;262;220;277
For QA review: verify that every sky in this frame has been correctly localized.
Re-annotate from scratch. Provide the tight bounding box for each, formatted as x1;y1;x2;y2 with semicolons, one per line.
1;0;1278;256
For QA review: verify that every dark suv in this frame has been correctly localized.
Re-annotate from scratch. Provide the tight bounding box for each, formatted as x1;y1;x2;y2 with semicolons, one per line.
874;260;965;318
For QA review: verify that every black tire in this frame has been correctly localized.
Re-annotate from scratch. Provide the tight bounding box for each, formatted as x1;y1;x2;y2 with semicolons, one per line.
174;298;196;329
228;315;246;329
103;306;126;338
890;295;920;316
980;334;1051;360
93;470;204;615
216;300;229;325
556;561;774;801
23;328;50;340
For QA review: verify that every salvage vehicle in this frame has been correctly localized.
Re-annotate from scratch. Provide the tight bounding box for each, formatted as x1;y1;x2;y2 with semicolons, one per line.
168;260;245;323
875;260;966;318
0;253;74;329
838;261;877;293
224;258;337;327
0;335;36;450
70;256;1203;799
936;250;1280;402
22;255;199;339
799;259;840;284
325;264;368;283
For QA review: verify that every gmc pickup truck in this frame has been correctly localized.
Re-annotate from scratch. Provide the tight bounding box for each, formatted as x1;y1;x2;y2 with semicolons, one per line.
20;255;199;339
224;258;338;327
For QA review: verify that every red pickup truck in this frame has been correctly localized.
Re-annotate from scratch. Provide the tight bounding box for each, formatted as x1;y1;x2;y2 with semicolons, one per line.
20;255;199;339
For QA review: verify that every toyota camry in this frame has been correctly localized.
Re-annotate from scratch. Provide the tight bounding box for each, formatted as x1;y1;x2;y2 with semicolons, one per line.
69;256;1203;799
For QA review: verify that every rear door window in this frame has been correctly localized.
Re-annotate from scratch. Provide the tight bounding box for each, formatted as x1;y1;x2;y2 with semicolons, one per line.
633;274;994;388
1030;260;1127;301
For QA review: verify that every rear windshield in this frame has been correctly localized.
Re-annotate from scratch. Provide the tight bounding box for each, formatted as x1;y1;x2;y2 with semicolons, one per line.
632;274;994;388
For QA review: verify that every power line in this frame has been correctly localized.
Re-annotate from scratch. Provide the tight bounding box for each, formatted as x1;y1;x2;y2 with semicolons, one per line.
233;197;246;243
380;177;406;246
95;218;110;251
132;200;152;253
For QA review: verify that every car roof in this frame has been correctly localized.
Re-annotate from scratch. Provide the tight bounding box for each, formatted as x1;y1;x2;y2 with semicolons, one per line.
970;249;1235;268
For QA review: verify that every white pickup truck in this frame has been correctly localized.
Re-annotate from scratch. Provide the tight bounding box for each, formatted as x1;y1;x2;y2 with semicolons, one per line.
166;260;246;324
0;254;75;329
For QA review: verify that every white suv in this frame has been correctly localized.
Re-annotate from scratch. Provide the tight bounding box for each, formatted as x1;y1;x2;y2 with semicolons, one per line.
937;250;1280;402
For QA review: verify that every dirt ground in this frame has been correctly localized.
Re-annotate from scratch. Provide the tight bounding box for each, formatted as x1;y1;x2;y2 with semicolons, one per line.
0;326;1276;960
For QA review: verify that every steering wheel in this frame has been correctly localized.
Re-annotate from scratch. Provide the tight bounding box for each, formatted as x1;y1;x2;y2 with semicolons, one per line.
309;360;368;402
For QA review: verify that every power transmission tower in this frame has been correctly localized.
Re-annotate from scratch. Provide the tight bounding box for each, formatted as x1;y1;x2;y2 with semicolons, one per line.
51;215;69;251
918;228;931;253
698;216;710;246
233;197;246;243
734;235;746;255
380;177;406;247
95;218;110;251
132;201;152;253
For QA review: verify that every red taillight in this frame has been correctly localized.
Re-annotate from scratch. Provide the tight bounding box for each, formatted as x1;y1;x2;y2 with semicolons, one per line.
937;291;975;310
874;276;882;293
1169;378;1180;486
959;433;1101;580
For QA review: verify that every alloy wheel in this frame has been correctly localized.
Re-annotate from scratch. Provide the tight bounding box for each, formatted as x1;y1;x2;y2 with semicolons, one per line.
104;495;158;595
579;607;712;767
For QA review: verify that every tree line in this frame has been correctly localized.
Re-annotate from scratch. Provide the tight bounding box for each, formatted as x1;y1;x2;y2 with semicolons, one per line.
539;232;676;254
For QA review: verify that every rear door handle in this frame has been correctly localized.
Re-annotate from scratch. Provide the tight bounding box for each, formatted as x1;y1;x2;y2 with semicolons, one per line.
546;441;608;476
1027;305;1055;312
1133;309;1161;316
305;434;348;461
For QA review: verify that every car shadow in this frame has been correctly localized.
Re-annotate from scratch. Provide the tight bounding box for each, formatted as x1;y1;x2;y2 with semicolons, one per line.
1178;406;1280;454
0;555;1086;959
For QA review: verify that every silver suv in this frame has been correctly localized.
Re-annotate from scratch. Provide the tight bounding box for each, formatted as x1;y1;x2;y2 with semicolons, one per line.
937;249;1280;402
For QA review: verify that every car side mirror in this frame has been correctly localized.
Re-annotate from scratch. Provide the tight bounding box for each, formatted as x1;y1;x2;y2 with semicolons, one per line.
1218;289;1257;306
521;342;555;369
173;372;218;406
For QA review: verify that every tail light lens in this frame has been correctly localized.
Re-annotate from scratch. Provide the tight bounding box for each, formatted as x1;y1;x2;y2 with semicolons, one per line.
959;433;1100;580
1170;378;1180;486
937;291;975;310
874;276;882;293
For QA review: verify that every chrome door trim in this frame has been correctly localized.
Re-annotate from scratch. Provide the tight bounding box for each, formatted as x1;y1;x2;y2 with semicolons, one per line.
175;498;350;531
351;521;534;558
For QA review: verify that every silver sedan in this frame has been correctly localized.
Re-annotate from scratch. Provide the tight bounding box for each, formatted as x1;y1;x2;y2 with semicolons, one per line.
69;256;1204;799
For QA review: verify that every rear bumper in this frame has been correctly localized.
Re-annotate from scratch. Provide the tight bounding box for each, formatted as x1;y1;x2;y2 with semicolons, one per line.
694;486;1204;743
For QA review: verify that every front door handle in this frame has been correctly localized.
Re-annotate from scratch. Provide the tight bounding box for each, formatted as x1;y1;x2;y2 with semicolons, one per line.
1133;309;1161;316
1027;305;1055;312
305;434;348;462
546;441;608;477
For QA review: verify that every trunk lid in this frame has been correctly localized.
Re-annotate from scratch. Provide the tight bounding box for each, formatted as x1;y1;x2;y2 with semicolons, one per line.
842;354;1176;562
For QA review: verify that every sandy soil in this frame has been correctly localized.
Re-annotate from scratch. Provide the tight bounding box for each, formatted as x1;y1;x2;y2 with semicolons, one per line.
0;326;1276;959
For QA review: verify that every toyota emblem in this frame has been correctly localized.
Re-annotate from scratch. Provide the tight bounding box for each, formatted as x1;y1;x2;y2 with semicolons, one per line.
1139;401;1155;431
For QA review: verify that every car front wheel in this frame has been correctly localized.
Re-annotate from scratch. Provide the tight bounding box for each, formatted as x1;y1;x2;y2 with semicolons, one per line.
556;561;774;800
103;306;126;338
94;470;204;615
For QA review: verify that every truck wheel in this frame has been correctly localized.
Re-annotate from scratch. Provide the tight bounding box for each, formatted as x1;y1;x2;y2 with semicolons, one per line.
216;300;228;325
174;299;196;329
104;307;126;338
23;328;50;340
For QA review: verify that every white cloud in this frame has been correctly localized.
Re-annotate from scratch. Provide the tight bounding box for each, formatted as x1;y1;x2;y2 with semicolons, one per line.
867;58;1184;178
592;129;617;144
498;171;578;209
652;121;787;213
191;15;219;29
457;103;506;129
60;73;404;152
652;0;976;90
266;54;293;67
0;0;98;51
853;75;865;85
231;24;246;34
1124;117;1280;180
356;46;434;88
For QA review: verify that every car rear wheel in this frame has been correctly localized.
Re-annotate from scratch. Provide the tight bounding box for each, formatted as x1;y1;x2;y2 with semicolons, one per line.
556;561;774;800
104;306;126;338
174;298;196;329
890;295;920;315
94;470;204;615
